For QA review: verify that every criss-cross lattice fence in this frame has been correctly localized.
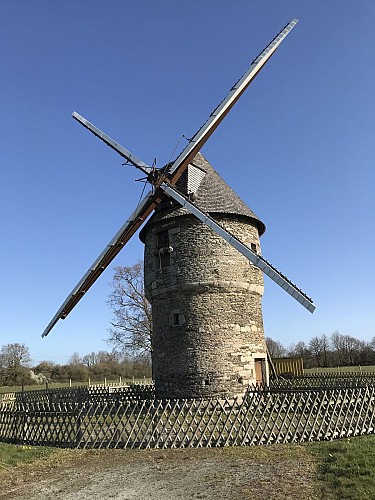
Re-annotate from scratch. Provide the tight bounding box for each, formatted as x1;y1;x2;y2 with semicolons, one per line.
7;383;155;406
0;393;16;407
1;385;375;448
270;373;375;390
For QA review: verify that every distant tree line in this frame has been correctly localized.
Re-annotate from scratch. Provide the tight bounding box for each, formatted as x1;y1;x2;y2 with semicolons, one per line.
266;331;375;369
3;330;375;387
0;343;151;387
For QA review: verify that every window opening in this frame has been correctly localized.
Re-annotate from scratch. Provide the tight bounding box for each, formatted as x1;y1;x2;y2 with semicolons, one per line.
157;230;169;249
173;313;180;326
156;230;170;268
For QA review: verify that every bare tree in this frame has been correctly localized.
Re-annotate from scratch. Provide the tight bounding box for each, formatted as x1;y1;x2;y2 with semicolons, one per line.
68;352;82;366
342;334;361;366
288;341;311;358
82;352;98;367
265;337;286;358
107;261;152;356
0;343;31;368
81;351;119;366
309;334;330;367
95;350;121;364
330;331;361;366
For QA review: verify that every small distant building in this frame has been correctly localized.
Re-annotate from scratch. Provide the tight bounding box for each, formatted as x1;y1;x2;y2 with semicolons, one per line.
140;153;269;399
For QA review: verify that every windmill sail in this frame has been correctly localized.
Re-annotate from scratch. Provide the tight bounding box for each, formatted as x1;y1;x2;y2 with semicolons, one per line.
160;183;315;313
72;112;152;174
167;19;299;184
43;19;305;338
42;190;159;337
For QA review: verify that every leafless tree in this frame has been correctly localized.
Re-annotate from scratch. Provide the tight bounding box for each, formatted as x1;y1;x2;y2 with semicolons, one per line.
68;352;82;366
288;341;311;359
309;334;330;367
81;350;119;366
265;337;286;358
82;352;98;367
107;261;152;356
0;343;31;368
330;331;361;366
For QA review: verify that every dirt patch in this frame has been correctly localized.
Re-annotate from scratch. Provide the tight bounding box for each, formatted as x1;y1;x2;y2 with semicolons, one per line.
0;445;319;499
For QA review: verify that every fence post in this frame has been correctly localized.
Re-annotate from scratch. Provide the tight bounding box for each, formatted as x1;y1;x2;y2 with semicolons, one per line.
76;408;83;448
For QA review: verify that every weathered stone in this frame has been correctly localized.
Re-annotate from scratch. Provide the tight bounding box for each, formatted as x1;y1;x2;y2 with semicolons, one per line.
140;153;269;399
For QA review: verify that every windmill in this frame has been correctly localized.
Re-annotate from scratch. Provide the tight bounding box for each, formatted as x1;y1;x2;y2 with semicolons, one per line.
43;19;315;398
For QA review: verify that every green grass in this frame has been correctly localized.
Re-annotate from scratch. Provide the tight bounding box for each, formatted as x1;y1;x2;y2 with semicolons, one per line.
0;378;152;394
308;435;375;499
0;382;85;394
0;442;55;468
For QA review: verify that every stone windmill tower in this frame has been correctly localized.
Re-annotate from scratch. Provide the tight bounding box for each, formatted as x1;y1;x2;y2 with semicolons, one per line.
140;153;267;398
42;20;315;400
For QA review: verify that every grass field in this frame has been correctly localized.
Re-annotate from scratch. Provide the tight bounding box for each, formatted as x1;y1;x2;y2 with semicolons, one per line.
308;435;375;499
0;378;151;395
0;442;55;468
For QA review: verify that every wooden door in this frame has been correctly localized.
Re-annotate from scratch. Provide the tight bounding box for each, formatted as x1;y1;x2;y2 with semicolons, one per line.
255;358;266;385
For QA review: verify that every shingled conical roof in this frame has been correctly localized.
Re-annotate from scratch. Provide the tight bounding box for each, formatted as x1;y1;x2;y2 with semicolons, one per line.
139;152;265;241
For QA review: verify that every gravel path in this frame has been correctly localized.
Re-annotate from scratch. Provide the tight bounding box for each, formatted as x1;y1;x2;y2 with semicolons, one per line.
1;446;320;500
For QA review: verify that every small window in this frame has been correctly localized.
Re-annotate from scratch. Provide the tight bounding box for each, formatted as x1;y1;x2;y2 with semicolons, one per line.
169;310;185;327
157;230;169;249
156;230;170;267
173;313;180;326
251;243;257;254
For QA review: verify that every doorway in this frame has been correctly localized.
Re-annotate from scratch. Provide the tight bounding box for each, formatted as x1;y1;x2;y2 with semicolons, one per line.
254;358;267;385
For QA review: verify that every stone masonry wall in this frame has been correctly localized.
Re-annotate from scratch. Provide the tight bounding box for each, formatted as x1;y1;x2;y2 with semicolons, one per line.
144;213;268;399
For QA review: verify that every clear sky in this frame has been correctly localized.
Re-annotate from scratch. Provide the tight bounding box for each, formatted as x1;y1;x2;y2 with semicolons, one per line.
1;1;374;365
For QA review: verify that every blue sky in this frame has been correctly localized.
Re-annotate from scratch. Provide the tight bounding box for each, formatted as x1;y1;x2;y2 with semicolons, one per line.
1;1;374;365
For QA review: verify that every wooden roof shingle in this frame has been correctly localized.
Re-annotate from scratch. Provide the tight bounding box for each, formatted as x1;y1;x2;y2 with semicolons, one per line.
139;152;265;241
